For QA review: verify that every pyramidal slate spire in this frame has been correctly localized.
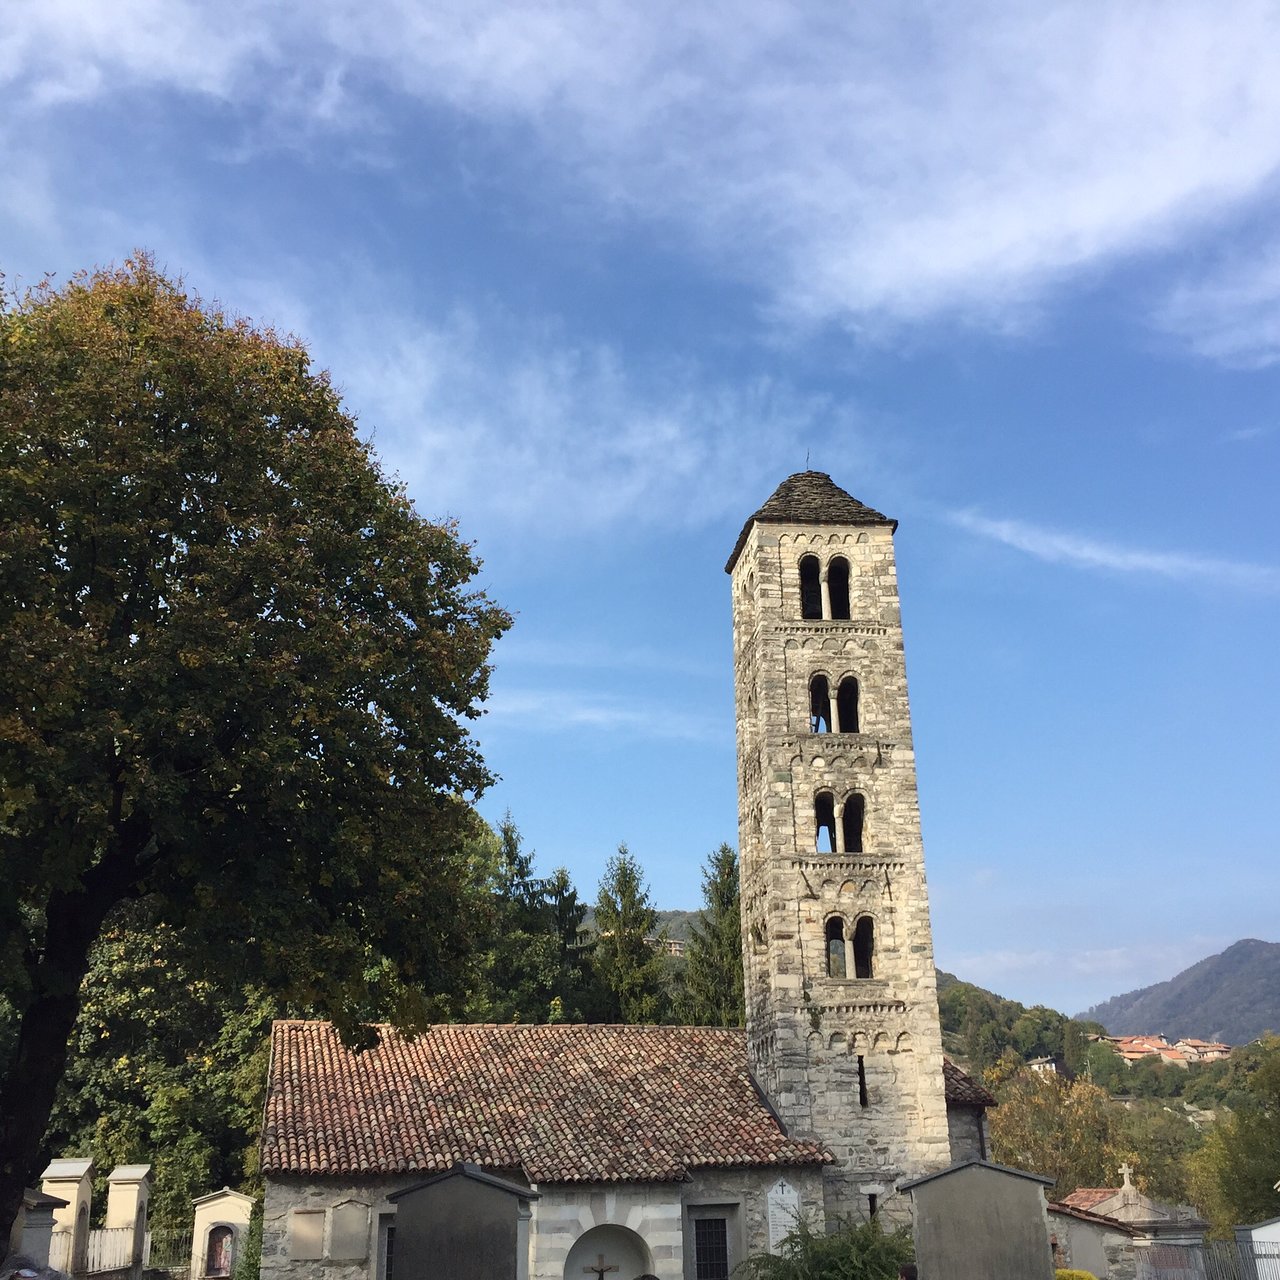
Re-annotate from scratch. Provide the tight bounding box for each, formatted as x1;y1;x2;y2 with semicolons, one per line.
725;471;895;573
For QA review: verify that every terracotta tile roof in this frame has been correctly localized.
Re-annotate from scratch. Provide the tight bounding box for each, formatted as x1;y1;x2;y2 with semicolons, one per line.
263;1021;830;1183
264;1023;992;1183
1061;1188;1119;1211
941;1058;998;1107
725;471;895;572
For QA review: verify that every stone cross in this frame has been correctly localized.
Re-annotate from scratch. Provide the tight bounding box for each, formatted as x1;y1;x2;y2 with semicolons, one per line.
583;1256;619;1279
1118;1162;1133;1187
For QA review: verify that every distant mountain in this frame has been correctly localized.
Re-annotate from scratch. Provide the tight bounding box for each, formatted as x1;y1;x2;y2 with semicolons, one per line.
1079;939;1280;1044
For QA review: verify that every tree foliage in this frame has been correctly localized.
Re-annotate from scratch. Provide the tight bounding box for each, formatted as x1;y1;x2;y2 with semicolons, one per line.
743;1215;913;1280
679;844;745;1027
0;257;509;1237
592;845;666;1023
41;910;278;1230
988;1071;1135;1199
1187;1034;1280;1234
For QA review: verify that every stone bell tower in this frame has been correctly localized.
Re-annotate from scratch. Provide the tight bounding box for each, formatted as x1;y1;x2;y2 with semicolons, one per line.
726;472;951;1223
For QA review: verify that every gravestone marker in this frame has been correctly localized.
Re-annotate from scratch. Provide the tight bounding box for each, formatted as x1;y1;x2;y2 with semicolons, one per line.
902;1160;1055;1280
388;1162;538;1280
766;1178;800;1252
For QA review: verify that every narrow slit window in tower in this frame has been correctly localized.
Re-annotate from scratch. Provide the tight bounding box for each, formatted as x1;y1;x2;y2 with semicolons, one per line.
825;918;846;978
867;1194;878;1219
800;555;822;619
842;793;864;853
809;675;832;733
853;916;875;978
815;792;837;853
857;1054;869;1107
828;557;851;620
836;677;859;733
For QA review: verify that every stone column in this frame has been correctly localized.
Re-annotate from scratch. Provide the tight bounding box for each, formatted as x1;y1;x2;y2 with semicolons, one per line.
106;1164;152;1273
41;1158;94;1273
829;690;841;733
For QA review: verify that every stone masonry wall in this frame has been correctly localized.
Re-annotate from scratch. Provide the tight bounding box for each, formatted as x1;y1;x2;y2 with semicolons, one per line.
261;1176;402;1280
731;518;952;1226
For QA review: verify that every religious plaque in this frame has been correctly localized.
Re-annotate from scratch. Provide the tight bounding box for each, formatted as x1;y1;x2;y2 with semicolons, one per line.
766;1178;800;1252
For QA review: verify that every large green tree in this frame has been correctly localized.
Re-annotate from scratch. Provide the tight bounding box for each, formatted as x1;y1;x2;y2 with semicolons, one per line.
679;843;744;1027
592;845;666;1023
0;259;509;1240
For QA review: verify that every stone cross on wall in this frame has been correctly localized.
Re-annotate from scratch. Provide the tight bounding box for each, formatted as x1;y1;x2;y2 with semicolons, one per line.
1119;1162;1134;1187
583;1255;618;1279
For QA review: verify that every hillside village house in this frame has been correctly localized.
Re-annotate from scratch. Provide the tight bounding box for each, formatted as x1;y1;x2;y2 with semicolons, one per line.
258;474;996;1280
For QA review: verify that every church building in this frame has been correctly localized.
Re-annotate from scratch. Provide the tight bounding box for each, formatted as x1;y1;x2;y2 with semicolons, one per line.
258;472;993;1280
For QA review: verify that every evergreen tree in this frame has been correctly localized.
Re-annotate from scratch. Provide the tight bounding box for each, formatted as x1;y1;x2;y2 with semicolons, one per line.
593;845;666;1023
680;844;745;1027
544;866;596;1021
467;818;595;1023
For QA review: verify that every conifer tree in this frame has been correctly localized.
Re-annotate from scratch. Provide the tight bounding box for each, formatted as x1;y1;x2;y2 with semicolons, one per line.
592;845;666;1023
680;844;745;1027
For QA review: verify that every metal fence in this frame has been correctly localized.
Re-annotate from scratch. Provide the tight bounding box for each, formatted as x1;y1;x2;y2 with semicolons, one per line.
144;1225;193;1274
1136;1241;1280;1280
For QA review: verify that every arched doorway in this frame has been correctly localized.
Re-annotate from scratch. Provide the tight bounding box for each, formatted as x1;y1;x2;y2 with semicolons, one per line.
563;1223;652;1280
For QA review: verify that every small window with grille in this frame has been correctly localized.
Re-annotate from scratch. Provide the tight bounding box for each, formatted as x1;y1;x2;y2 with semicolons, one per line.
694;1217;730;1280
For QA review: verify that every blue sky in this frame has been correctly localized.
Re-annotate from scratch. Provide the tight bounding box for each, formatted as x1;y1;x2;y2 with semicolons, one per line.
4;1;1278;1017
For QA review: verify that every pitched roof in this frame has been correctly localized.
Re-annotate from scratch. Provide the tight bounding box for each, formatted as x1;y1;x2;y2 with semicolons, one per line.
263;1021;828;1183
1046;1202;1139;1235
900;1159;1053;1192
942;1057;998;1107
1061;1188;1119;1211
725;471;895;572
263;1022;993;1184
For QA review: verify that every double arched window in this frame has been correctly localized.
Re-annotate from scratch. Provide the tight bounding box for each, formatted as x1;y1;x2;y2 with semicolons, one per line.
798;556;852;621
809;675;860;734
825;915;875;979
814;792;865;854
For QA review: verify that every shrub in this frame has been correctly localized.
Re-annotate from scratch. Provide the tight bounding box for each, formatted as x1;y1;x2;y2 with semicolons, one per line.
743;1214;913;1280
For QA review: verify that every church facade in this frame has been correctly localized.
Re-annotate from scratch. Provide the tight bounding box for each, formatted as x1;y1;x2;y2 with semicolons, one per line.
258;473;991;1280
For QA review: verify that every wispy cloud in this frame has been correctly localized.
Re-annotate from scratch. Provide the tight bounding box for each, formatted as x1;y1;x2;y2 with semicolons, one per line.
950;509;1280;592
1156;238;1280;368
947;938;1224;1005
494;637;720;679
483;688;727;743
7;2;1280;336
309;296;868;540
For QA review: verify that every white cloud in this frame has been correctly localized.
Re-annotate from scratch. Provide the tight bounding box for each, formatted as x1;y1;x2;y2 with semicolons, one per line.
7;1;1280;335
950;509;1280;593
483;688;726;743
1156;238;1280;367
948;938;1224;1003
310;298;868;539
